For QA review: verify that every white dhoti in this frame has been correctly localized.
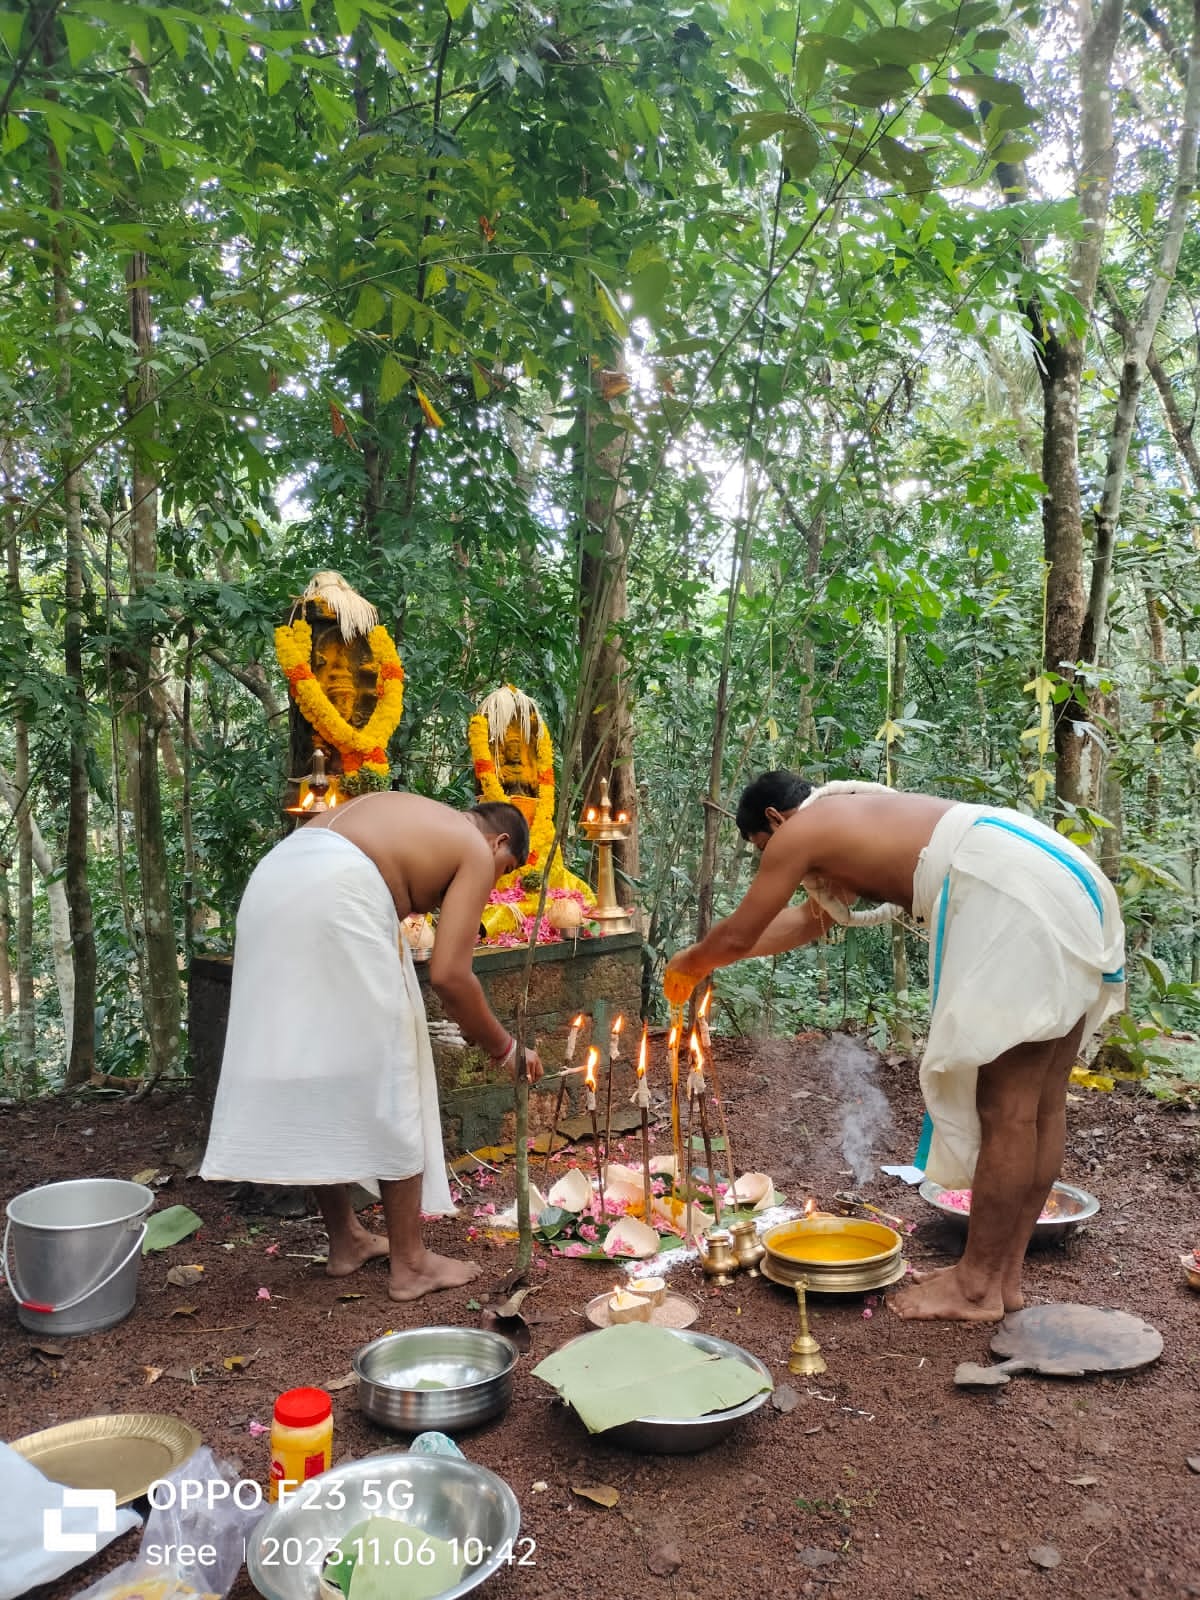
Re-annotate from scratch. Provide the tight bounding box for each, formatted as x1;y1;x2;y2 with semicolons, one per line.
912;805;1125;1189
200;828;454;1216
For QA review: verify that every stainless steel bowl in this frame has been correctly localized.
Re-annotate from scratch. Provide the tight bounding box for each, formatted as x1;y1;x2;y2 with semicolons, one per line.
919;1179;1100;1243
353;1327;518;1433
560;1328;773;1454
246;1452;520;1600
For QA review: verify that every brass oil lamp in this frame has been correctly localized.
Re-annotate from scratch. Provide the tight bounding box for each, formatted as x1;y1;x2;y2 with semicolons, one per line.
579;776;634;934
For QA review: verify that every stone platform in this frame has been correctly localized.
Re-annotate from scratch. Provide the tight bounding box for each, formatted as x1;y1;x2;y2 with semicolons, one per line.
188;932;642;1154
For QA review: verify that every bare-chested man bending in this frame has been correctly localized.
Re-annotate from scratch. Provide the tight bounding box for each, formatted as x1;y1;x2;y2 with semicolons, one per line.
664;772;1124;1323
203;793;542;1303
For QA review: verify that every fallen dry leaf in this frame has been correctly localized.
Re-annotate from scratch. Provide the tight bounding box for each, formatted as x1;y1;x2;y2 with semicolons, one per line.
326;1372;358;1392
143;1365;164;1386
223;1353;255;1372
489;1286;538;1319
1028;1545;1061;1570
336;1292;365;1302
166;1264;205;1288
798;1549;839;1570
28;1341;67;1359
771;1384;800;1414
131;1167;159;1185
646;1542;682;1576
1187;1456;1200;1474
168;1305;198;1318
571;1483;620;1509
1066;1475;1099;1487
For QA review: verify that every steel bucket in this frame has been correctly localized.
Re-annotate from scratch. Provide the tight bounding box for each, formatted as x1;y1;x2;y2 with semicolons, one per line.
3;1178;154;1335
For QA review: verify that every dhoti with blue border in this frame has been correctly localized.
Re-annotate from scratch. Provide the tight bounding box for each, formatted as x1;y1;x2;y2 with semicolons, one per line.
910;805;1125;1189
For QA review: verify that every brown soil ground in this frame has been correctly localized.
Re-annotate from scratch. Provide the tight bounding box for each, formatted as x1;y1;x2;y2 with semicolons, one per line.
3;1032;1199;1600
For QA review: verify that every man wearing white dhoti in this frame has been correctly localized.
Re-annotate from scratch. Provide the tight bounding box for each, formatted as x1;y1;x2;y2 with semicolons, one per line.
664;771;1125;1324
201;794;543;1302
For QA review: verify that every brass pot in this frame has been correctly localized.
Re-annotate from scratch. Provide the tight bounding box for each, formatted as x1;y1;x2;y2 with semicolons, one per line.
762;1216;905;1295
728;1219;765;1275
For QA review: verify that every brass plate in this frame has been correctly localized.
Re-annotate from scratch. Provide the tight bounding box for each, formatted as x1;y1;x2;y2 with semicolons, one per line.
9;1413;201;1505
585;1291;699;1331
761;1253;907;1295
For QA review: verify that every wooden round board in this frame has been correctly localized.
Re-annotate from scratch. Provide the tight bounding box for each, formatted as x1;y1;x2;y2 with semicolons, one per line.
585;1291;698;1331
955;1303;1163;1387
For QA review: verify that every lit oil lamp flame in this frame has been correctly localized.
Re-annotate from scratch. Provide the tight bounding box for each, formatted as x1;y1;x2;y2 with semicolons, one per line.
610;1013;624;1059
803;1196;817;1217
637;1024;648;1078
586;807;597;822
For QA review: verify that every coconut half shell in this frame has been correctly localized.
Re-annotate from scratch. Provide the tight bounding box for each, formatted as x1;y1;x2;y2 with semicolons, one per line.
548;1168;593;1213
603;1215;662;1259
731;1172;774;1211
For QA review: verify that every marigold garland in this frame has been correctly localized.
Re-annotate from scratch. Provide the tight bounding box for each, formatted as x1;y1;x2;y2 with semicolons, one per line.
274;616;405;776
468;696;595;940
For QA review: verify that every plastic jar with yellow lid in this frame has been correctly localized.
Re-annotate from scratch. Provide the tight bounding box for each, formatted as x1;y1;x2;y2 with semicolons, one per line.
269;1386;333;1500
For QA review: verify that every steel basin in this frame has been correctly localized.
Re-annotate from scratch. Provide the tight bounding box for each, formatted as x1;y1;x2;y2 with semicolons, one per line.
246;1452;520;1600
353;1327;518;1434
920;1179;1099;1244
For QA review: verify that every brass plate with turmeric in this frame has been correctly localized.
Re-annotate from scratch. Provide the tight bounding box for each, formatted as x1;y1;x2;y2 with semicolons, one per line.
10;1413;201;1505
762;1216;904;1294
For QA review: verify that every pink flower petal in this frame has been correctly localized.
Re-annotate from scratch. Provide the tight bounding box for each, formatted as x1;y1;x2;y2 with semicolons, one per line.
256;1286;272;1300
248;1419;269;1437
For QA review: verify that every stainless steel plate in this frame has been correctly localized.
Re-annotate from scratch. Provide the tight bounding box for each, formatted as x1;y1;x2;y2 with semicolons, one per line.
920;1179;1099;1243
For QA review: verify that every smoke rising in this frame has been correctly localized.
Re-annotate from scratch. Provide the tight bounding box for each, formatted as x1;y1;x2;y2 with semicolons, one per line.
825;1033;892;1185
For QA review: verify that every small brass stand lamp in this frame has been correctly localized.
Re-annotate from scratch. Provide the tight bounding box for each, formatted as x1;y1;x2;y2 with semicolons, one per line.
579;776;634;935
787;1275;827;1377
286;746;333;818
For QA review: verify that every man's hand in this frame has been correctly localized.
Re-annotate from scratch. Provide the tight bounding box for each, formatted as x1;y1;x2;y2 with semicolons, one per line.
517;1045;544;1084
663;950;707;1005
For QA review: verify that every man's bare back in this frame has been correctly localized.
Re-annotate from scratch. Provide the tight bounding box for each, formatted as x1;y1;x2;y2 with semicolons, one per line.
306;792;492;919
775;790;955;913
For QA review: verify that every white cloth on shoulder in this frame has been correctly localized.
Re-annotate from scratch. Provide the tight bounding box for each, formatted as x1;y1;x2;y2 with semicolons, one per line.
911;803;1125;1189
200;827;455;1215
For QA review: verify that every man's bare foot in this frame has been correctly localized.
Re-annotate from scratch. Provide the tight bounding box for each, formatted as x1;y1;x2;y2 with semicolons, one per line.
389;1251;481;1303
889;1266;1004;1322
325;1231;390;1278
1000;1276;1025;1313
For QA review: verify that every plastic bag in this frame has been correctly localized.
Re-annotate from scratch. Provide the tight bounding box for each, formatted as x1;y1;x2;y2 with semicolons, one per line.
72;1448;264;1600
0;1441;141;1600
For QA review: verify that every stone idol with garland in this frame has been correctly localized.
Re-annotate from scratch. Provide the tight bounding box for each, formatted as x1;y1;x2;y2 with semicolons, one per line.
273;571;405;813
470;684;597;946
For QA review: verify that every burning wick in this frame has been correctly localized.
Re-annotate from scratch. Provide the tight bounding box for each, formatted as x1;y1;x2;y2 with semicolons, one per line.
584;1046;599;1112
586;808;597;822
565;1014;584;1063
610;1013;624;1061
616;811;629;824
803;1197;818;1217
632;1024;651;1108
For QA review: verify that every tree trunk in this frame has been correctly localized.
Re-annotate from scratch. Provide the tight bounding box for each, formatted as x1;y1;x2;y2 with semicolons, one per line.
1081;0;1200;684
125;47;181;1082
886;623;914;1052
1097;688;1124;881
1144;592;1166;840
0;764;75;1048
43;2;96;1084
579;354;639;884
4;510;36;1088
0;855;12;1021
998;0;1124;811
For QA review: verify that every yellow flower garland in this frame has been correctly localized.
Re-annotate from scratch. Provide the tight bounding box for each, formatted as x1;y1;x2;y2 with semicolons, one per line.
274;617;405;776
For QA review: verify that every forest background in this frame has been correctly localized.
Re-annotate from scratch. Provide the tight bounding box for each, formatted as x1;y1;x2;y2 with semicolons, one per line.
3;0;1200;1095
